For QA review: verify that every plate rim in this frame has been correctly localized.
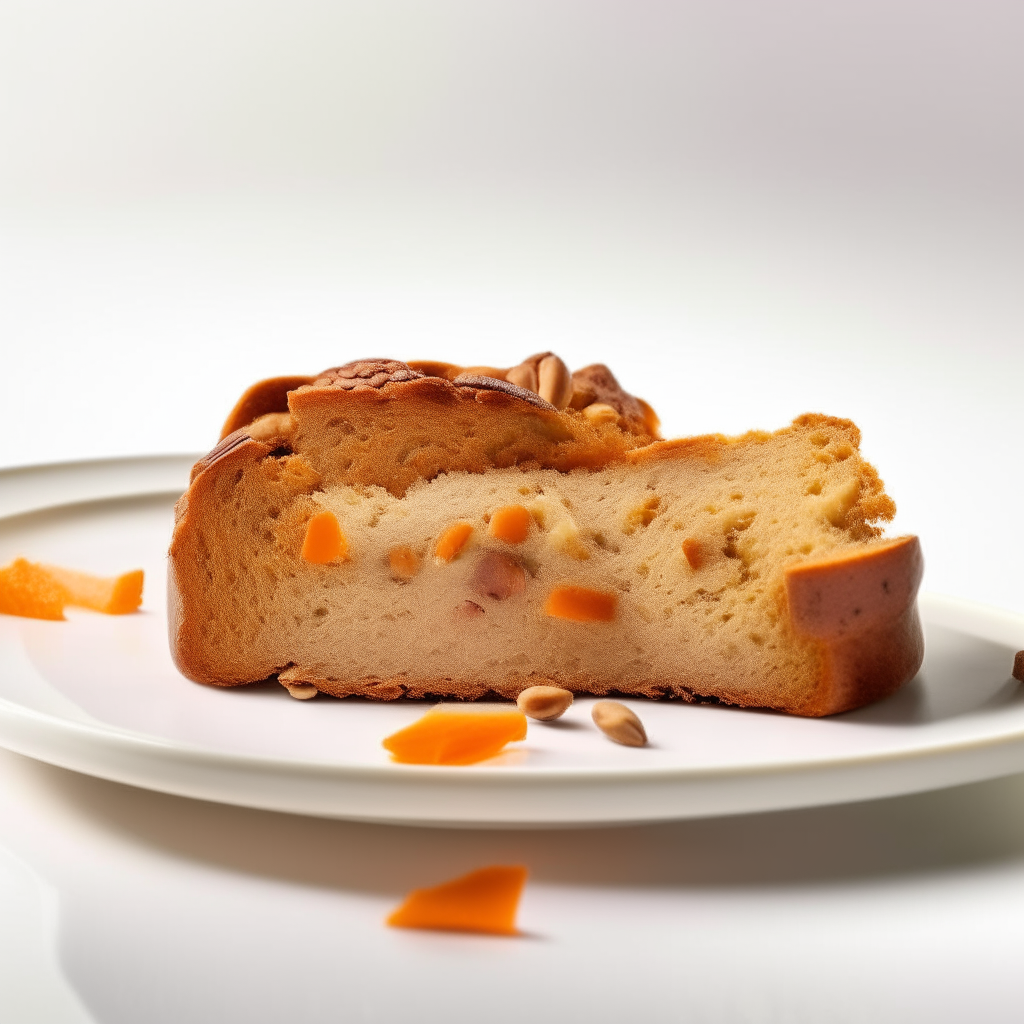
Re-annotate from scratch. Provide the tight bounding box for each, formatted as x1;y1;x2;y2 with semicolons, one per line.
1;455;1023;825
2;591;1024;783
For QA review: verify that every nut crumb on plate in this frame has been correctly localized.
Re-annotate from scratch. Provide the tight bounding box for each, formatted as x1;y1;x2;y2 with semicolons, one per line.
517;685;573;721
592;700;647;747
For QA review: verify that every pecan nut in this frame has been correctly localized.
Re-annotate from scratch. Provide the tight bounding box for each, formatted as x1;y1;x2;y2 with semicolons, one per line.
537;354;573;410
316;359;423;391
470;551;527;601
505;362;539;393
591;700;647;746
517;685;573;721
452;374;558;411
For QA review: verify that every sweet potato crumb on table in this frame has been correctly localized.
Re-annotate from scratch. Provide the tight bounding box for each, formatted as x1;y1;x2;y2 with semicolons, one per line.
386;865;528;935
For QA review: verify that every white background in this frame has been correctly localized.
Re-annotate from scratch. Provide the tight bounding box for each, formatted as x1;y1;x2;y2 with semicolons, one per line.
1;2;1023;1020
3;0;1022;610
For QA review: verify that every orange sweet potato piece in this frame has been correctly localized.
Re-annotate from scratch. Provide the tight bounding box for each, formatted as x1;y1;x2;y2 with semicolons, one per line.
43;565;144;614
388;545;420;580
0;559;144;620
434;521;474;563
681;537;703;570
544;585;618;622
383;705;527;765
488;505;531;544
0;558;68;620
301;511;348;563
387;865;528;935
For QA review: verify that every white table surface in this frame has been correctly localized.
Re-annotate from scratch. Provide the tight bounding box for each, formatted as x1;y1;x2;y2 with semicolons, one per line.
4;749;1024;1023
2;1;1023;1019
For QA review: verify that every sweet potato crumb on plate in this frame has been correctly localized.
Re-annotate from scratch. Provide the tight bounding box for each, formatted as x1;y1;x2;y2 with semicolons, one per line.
383;705;528;765
0;558;143;620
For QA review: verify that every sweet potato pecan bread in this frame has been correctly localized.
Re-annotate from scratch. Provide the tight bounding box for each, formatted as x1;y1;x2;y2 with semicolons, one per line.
168;353;923;716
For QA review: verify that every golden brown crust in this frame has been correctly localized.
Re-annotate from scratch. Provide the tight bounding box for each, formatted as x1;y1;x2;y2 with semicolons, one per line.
211;356;658;500
784;536;924;715
220;376;314;439
569;363;659;436
1013;651;1024;683
275;666;764;703
189;428;265;483
171;435;277;684
288;367;653;498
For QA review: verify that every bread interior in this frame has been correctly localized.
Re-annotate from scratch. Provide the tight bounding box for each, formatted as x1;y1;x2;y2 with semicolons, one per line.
183;415;895;709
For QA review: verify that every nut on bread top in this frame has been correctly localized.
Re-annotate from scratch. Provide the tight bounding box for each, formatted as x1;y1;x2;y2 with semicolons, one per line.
215;354;661;497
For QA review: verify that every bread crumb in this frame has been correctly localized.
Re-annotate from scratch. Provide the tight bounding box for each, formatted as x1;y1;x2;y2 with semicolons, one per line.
623;495;661;535
548;518;590;560
388;545;420;580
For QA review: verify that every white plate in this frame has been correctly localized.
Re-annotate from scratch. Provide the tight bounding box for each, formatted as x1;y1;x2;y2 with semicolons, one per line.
0;456;1022;828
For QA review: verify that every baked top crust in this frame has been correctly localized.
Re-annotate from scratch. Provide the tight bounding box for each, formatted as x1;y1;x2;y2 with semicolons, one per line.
223;355;657;436
218;355;663;498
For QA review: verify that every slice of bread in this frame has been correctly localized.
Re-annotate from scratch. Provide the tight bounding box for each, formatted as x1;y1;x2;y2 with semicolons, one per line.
169;355;923;716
